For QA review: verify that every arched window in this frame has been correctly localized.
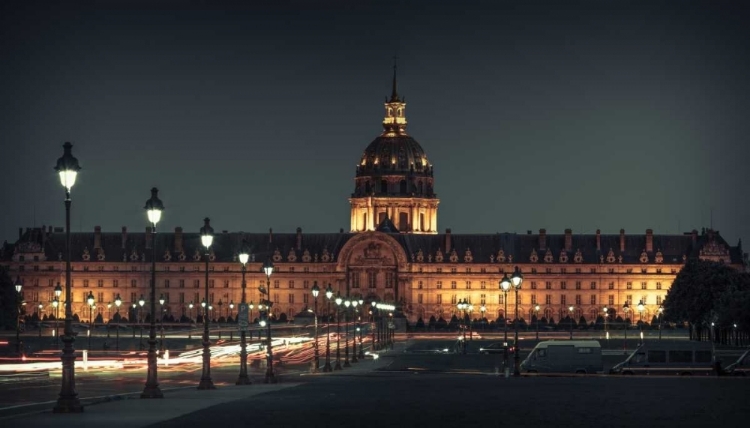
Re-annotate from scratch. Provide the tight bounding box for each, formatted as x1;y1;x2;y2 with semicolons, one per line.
399;180;407;194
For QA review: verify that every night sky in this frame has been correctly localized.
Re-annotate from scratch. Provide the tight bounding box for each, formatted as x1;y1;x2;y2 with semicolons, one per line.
1;0;748;248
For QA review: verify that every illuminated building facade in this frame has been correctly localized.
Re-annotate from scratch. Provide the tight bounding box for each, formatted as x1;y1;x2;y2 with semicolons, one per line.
1;73;746;325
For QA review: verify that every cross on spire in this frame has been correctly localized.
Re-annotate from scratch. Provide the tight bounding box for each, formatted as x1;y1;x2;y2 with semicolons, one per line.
390;55;400;102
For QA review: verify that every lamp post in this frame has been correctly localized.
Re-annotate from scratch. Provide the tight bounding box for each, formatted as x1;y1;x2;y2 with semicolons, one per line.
311;282;320;371
86;291;95;351
456;298;467;354
114;294;121;351
138;295;145;350
534;304;540;341
623;301;630;346
158;294;165;357
197;218;216;390
236;241;251;385
53;142;83;413
658;305;664;340
106;303;112;339
343;297;351;367
603;307;609;340
54;283;62;348
351;299;359;363
511;266;523;377
38;303;44;339
334;292;343;370
568;306;574;340
261;258;276;383
188;301;194;340
500;275;511;374
370;303;377;351
323;284;333;372
14;277;23;355
358;299;365;359
480;305;487;331
140;187;164;398
637;300;645;345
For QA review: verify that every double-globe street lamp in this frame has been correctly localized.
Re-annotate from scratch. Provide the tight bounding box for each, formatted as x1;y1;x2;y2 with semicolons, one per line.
534;304;540;340
343;297;351;367
334;292;343;370
500;277;510;372
658;304;664;340
623;301;630;345
86;291;95;350
311;282;321;371
142;188;164;398
15;277;23;355
501;266;524;377
114;294;122;351
568;305;574;339
357;298;365;360
350;299;359;363
236;240;251;385
53;141;83;413
198;218;216;390
53;283;62;348
456;298;469;354
637;299;645;345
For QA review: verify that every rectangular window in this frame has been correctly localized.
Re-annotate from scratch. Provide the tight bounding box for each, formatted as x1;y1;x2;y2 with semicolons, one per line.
450;268;457;274
560;281;566;290
641;282;647;290
303;280;310;289
465;281;471;289
531;281;537;290
164;292;170;303
350;272;360;288
545;281;551;290
590;295;596;305
224;280;230;288
575;281;581;290
480;281;486;289
273;293;279;304
480;294;486;305
289;267;294;273
97;292;104;303
417;294;423;304
561;295;567;305
499;294;504;304
451;281;457;289
368;271;377;288
288;281;294;289
83;280;89;287
451;295;457;304
288;294;294;303
560;268;566;274
575;268;581;274
531;294;537;305
608;268;614;274
656;295;662;305
194;293;200;304
131;279;137;288
436;268;442;273
641;296;647;305
385;272;395;288
608;295;614;306
303;294;309;304
626;295;633;304
590;282;597;290
165;280;170;288
436;281;443;289
97;279;103;287
113;279;119;288
436;294;442;304
273;280;280;289
48;279;54;286
626;282;632;290
417;281;423;289
545;294;552;304
545;268;552;273
466;268;471;273
194;280;200;288
590;268;596;273
209;280;215;288
179;292;185;303
608;282;615;290
656;282;662;290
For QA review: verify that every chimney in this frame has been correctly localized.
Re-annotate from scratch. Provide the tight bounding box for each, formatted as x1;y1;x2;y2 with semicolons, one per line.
269;228;273;244
596;229;601;251
538;229;546;250
174;227;183;253
691;229;698;246
145;227;152;249
94;226;102;249
121;227;127;249
619;229;626;252
646;229;654;252
296;227;302;250
564;229;572;252
445;228;452;253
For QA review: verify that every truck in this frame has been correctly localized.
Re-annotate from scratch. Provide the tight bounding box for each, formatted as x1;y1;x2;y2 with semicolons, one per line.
609;340;716;376
520;340;603;374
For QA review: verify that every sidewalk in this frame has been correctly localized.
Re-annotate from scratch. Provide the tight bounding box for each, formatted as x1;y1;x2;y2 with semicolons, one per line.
6;383;298;428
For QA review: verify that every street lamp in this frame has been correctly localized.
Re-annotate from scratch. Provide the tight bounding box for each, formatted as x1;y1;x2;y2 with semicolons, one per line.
343;297;351;367
197;218;216;390
623;301;630;346
323;284;333;372
311;282;320;371
53;142;84;413
637;300;645;345
15;277;23;355
603;307;609;340
480;305;487;331
658;305;664;340
138;295;145;350
456;298;468;354
262;258;276;383
511;266;523;377
334;292;343;370
351;299;359;363
358;298;365;359
534;304;540;340
141;187;164;398
500;274;511;374
236;240;251;385
568;305;574;340
114;294;122;351
86;291;95;350
54;283;62;348
158;294;166;356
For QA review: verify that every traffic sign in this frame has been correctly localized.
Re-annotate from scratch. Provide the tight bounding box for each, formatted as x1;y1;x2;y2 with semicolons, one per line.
238;303;249;331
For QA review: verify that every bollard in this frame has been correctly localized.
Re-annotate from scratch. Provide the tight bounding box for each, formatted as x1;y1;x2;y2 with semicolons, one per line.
164;349;170;366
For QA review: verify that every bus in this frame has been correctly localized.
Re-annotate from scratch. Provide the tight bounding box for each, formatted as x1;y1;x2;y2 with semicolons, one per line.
610;340;716;376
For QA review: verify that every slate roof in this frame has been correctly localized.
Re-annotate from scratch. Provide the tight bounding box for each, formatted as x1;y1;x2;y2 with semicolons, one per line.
2;227;744;266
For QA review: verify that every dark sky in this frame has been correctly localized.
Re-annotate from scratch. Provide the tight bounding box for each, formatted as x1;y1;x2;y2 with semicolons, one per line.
2;0;748;248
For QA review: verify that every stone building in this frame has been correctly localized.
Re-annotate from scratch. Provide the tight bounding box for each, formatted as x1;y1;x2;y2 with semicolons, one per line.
1;72;745;325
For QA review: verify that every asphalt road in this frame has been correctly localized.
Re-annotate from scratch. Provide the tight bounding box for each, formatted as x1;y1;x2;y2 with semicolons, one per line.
150;371;750;428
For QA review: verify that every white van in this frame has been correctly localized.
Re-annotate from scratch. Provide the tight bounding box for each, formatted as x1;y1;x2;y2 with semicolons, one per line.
609;340;715;376
520;340;603;374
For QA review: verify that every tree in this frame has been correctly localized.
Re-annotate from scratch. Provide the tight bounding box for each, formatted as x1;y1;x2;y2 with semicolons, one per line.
664;259;738;340
0;267;18;330
428;315;436;330
416;317;425;329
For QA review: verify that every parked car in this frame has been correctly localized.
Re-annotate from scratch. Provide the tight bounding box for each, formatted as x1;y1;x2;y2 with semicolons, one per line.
479;342;514;355
723;349;750;376
521;340;603;374
610;340;715;376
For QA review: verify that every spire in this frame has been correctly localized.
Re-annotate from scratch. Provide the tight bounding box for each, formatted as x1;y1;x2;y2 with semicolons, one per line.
390;55;400;102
